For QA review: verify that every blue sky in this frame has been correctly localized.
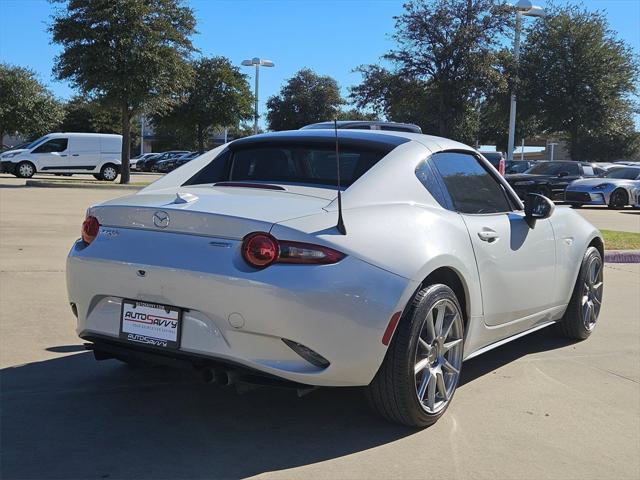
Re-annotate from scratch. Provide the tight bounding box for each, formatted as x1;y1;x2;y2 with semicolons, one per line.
1;0;638;129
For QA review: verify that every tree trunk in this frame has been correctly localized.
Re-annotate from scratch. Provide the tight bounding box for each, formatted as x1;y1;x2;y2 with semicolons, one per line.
120;105;131;184
197;124;204;153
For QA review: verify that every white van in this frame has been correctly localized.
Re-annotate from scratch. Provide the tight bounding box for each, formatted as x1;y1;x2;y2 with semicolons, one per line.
0;133;122;181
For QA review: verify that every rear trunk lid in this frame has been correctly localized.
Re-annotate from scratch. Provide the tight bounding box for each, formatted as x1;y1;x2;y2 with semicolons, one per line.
91;185;333;239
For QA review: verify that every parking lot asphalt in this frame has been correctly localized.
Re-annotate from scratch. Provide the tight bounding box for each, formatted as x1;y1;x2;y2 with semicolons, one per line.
573;205;640;233
1;182;639;480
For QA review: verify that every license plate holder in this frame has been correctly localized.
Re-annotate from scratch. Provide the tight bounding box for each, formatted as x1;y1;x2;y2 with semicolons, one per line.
119;299;182;349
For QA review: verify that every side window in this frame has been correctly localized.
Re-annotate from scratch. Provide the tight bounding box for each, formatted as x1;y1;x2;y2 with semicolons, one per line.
32;138;68;153
582;165;595;176
415;159;449;208
431;152;512;214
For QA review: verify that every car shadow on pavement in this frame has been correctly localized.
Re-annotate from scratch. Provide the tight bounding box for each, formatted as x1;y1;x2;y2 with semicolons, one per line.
1;326;575;479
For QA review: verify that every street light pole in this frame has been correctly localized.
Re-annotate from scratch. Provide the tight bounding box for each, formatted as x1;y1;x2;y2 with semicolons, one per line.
242;57;275;135
507;11;522;163
507;0;545;162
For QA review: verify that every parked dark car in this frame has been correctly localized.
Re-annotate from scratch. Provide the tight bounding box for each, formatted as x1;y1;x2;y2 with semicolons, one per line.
479;151;505;176
139;150;190;172
154;152;198;173
505;160;535;174
506;161;606;201
301;120;422;134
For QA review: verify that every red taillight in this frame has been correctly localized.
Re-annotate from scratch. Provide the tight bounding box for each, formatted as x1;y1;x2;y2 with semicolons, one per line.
81;215;100;244
499;158;505;176
242;232;279;268
241;232;345;269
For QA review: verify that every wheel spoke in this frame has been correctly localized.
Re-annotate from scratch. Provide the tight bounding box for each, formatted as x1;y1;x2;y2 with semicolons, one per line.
442;312;457;340
581;294;589;306
442;338;462;353
592;281;603;293
436;371;448;400
583;302;593;325
418;337;431;353
424;310;436;343
414;358;430;374
442;358;459;375
434;305;445;337
417;370;431;400
426;374;436;410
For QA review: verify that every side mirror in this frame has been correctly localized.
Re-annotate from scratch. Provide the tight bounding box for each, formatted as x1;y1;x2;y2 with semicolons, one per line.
524;193;554;228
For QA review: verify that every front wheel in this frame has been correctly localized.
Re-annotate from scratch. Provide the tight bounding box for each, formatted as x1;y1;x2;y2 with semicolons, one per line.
608;189;628;209
15;161;36;178
366;284;465;427
557;246;603;340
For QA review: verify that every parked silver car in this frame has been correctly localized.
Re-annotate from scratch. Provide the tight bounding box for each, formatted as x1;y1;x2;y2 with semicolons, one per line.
565;166;640;208
67;129;603;427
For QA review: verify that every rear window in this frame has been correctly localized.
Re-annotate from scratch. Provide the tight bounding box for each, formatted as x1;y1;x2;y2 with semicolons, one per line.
184;144;390;187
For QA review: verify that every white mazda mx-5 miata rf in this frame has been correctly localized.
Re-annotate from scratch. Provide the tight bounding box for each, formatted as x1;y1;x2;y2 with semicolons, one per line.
67;129;604;427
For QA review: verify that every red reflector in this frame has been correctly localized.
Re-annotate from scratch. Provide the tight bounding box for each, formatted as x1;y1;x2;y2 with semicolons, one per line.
382;311;402;346
81;215;100;244
499;158;505;176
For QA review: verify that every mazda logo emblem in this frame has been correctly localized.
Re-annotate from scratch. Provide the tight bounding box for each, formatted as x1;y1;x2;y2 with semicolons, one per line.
153;211;170;228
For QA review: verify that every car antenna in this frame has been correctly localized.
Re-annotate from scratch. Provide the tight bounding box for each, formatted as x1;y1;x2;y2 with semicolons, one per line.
334;119;347;235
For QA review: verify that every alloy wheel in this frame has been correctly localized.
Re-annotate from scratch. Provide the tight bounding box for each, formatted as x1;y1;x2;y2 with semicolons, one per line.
414;298;464;414
581;256;603;331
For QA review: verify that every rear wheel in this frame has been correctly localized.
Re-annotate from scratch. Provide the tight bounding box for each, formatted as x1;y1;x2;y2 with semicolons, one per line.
97;164;118;181
366;284;464;428
15;161;35;178
557;246;603;340
608;189;628;209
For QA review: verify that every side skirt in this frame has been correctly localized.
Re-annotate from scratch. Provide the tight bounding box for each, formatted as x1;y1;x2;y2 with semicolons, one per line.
463;320;556;361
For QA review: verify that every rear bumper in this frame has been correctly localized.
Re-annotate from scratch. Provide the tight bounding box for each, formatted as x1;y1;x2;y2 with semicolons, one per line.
67;233;415;387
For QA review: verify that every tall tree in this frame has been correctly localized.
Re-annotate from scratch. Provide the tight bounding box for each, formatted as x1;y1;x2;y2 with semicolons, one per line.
153;56;253;152
352;0;511;143
0;64;63;146
519;5;639;160
50;0;196;183
266;69;344;131
59;96;121;134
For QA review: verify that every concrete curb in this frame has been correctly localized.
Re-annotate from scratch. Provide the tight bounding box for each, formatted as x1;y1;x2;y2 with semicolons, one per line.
25;180;144;190
604;250;640;264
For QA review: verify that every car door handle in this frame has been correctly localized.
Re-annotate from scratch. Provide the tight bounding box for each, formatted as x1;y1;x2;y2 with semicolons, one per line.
71;154;79;156
478;229;499;243
59;154;67;157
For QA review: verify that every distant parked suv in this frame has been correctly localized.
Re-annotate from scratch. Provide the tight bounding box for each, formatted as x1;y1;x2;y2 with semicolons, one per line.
0;133;122;181
506;161;606;201
301;120;422;134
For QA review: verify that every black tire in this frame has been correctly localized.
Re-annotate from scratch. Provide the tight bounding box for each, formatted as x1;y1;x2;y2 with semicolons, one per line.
93;174;103;180
15;161;36;178
366;284;465;428
557;246;603;340
608;189;628;209
99;163;119;181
